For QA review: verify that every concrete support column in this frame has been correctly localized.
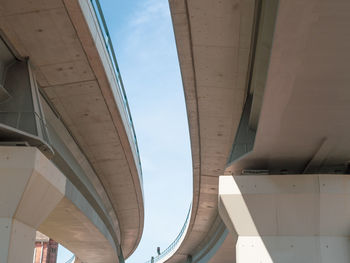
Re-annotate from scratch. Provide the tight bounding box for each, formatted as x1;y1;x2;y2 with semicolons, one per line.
0;147;65;263
219;174;350;263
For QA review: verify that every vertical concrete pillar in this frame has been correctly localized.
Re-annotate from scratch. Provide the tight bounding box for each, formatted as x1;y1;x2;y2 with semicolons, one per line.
219;174;350;263
0;147;65;263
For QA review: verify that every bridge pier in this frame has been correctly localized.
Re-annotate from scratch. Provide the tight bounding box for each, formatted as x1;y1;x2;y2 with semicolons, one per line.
219;174;350;263
0;147;65;263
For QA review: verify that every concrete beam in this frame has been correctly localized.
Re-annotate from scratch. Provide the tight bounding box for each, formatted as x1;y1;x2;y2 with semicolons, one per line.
0;147;64;263
0;146;118;263
219;175;350;263
166;0;255;260
0;0;144;256
226;0;350;175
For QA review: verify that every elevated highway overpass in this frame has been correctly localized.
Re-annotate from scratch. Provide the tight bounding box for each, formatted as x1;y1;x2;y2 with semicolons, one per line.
147;0;350;262
0;0;143;262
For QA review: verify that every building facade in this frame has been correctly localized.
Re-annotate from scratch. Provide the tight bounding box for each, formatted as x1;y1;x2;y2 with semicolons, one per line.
34;233;58;263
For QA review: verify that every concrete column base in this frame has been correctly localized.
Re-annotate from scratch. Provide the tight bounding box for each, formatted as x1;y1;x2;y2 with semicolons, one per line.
0;219;36;263
236;236;350;263
219;174;350;263
0;147;65;263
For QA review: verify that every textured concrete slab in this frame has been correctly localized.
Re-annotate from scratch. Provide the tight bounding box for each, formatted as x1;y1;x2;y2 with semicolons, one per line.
207;233;236;263
164;0;350;262
167;0;255;261
0;147;119;263
0;0;144;258
219;174;350;263
227;0;350;174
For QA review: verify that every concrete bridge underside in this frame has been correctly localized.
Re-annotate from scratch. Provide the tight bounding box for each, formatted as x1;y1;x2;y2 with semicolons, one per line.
167;0;350;262
167;0;254;261
0;0;144;262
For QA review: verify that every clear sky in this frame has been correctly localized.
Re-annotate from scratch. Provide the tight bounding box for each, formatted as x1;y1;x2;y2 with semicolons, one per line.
57;0;192;262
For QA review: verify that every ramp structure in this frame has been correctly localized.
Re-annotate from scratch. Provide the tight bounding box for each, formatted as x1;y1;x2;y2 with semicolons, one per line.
0;1;144;262
146;0;350;262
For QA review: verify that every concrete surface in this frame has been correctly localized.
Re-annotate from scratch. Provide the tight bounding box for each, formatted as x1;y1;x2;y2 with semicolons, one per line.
0;0;144;257
207;233;235;263
167;0;255;261
0;147;118;263
36;232;50;243
168;0;350;262
226;0;350;175
219;175;350;262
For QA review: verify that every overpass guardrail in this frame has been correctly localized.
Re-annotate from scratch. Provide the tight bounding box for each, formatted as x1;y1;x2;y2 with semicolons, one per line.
90;0;143;183
145;204;192;263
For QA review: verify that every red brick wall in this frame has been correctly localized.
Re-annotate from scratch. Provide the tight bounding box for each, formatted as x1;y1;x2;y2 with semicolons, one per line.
33;239;58;263
47;239;58;263
34;242;43;263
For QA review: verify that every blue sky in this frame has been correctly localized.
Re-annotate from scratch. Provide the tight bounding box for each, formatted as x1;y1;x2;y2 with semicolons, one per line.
57;0;192;262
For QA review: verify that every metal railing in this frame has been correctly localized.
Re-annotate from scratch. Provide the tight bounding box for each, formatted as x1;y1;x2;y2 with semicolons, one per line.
64;255;75;263
145;204;192;263
90;0;143;183
87;2;192;261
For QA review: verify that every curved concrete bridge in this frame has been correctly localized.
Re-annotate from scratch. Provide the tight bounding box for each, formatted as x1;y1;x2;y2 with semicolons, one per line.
148;0;350;262
0;0;144;262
